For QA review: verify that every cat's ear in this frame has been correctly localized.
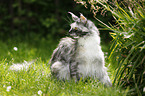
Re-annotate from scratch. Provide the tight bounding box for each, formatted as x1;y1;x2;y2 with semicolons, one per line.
68;12;80;22
80;13;87;24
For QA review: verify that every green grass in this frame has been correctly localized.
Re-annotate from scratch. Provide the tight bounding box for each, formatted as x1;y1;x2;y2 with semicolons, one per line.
0;38;127;96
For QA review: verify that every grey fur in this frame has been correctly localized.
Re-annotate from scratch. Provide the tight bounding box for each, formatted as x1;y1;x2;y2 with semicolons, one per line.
49;12;111;86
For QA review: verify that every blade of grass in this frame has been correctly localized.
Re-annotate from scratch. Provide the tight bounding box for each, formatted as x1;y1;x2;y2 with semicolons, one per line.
128;53;142;81
133;74;142;96
113;46;135;85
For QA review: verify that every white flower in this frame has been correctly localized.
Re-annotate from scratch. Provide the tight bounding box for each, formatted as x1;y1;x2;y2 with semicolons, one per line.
3;85;6;88
6;86;11;92
38;90;42;95
13;47;18;51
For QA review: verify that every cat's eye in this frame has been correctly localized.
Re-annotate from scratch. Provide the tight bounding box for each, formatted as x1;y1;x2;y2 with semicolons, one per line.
75;27;78;30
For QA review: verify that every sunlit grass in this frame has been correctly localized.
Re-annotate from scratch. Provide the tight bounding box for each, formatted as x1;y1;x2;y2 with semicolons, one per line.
0;39;127;96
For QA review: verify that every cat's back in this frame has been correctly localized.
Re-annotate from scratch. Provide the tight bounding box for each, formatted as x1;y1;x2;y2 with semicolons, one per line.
49;37;76;65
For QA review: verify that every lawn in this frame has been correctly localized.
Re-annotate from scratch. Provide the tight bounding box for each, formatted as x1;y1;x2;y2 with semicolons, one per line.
0;38;128;96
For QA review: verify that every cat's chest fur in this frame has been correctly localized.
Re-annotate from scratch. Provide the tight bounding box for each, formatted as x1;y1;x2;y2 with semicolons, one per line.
76;34;104;78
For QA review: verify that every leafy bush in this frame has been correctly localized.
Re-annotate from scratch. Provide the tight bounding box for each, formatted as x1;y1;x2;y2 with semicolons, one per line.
0;0;113;43
75;0;145;95
0;0;82;40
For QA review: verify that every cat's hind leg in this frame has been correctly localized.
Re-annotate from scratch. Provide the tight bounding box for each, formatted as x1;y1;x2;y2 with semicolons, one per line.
51;61;62;74
51;61;70;80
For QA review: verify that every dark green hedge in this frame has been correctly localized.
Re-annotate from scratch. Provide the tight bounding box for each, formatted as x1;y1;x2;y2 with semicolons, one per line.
0;0;112;42
0;0;87;40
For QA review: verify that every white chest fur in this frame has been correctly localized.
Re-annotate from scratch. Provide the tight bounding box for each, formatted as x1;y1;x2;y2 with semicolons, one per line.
76;34;105;78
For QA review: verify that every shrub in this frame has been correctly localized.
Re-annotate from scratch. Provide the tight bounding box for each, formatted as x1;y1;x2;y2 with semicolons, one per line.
0;0;91;41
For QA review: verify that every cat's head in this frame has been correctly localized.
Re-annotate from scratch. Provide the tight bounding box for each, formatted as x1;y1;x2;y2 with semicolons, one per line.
68;12;99;38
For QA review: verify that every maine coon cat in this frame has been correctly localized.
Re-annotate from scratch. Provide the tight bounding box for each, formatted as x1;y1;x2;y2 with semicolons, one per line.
49;12;112;86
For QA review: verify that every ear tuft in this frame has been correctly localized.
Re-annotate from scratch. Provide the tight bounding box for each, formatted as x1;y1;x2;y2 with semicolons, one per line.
68;12;80;22
80;13;87;24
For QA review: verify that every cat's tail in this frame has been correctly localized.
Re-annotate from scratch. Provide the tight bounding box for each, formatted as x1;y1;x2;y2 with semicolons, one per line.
9;60;35;71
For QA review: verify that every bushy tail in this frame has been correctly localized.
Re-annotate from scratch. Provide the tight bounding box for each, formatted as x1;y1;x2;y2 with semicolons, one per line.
9;60;35;71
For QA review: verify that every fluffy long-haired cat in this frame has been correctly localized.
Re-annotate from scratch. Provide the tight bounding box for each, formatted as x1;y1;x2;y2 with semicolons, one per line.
49;12;112;86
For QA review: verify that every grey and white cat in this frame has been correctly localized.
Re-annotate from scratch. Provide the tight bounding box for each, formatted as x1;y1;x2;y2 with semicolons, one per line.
49;12;112;86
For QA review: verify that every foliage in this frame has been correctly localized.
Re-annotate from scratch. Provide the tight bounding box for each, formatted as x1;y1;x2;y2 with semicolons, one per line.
0;39;127;96
0;0;93;41
0;0;113;44
74;0;145;95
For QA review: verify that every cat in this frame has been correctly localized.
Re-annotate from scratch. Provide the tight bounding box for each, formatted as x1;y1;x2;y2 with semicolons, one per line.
49;12;112;86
